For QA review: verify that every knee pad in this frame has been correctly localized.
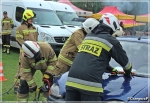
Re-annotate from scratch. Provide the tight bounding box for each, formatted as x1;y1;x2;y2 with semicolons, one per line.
18;79;29;94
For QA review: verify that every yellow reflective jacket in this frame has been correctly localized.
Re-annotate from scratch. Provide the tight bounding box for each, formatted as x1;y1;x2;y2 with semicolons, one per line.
58;29;86;66
1;17;13;35
20;42;57;86
16;23;38;46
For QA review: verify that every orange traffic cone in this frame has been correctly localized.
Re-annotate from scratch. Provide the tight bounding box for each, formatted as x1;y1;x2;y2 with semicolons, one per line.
0;62;7;81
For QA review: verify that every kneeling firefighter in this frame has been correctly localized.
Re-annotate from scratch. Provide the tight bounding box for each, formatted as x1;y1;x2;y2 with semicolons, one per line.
65;13;132;101
17;41;57;102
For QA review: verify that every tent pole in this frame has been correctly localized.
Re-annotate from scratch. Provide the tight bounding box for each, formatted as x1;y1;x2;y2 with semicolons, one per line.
126;2;128;31
134;15;136;34
139;2;142;31
96;1;97;13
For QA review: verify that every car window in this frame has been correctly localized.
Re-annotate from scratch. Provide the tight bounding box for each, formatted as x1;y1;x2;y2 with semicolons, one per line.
16;7;25;22
56;11;81;26
29;8;62;26
109;41;148;75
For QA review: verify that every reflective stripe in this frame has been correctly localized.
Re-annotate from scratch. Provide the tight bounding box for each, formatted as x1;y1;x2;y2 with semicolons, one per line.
20;49;23;53
84;36;113;49
77;45;80;49
124;61;132;70
49;55;57;62
59;54;73;65
2;32;11;34
23;30;36;32
66;81;103;93
67;77;102;88
22;68;31;72
2;30;11;32
2;21;10;23
2;30;11;34
16;34;23;39
23;30;36;35
58;35;73;65
3;45;10;47
27;79;34;85
4;45;10;47
81;40;111;52
31;59;47;66
16;31;19;33
10;20;13;24
48;66;55;71
112;68;117;71
78;42;102;56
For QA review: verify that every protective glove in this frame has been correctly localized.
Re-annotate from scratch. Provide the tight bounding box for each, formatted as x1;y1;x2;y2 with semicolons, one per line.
124;66;132;78
111;68;119;74
53;75;62;84
42;73;53;92
43;74;51;79
124;70;132;78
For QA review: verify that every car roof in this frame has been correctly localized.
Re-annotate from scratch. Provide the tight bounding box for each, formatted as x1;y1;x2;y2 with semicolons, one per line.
117;36;149;43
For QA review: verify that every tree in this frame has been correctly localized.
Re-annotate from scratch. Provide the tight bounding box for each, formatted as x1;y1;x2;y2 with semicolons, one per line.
71;1;103;13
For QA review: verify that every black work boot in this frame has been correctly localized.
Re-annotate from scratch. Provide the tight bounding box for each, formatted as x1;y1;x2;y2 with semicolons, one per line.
14;87;18;94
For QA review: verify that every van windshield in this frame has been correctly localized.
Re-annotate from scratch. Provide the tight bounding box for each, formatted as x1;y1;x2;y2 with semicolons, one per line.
29;8;63;26
56;11;81;26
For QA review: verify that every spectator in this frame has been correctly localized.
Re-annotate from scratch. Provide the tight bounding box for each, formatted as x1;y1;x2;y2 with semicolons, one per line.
144;24;150;35
120;21;125;31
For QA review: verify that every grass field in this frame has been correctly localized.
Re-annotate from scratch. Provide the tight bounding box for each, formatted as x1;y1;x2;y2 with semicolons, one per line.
1;47;43;101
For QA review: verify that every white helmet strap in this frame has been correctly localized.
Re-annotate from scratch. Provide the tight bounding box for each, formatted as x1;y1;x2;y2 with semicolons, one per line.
113;22;117;30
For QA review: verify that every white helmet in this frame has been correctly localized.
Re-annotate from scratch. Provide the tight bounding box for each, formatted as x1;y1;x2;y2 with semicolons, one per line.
22;41;40;58
82;18;99;34
99;13;120;32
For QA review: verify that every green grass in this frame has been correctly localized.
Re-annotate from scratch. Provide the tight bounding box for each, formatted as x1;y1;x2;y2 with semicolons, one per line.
2;47;43;101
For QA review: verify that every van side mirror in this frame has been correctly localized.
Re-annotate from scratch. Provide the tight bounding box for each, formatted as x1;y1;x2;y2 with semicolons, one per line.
13;25;17;27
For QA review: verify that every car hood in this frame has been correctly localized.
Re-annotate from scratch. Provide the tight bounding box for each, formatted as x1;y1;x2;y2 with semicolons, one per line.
102;73;148;101
57;72;148;101
34;25;71;37
64;25;80;33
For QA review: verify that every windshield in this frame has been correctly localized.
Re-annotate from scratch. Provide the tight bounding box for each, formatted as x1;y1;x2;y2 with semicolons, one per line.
109;41;149;75
29;8;62;26
56;11;81;26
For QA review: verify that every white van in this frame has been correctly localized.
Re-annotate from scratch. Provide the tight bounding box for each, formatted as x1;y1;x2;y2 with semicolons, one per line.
1;0;71;53
47;1;81;33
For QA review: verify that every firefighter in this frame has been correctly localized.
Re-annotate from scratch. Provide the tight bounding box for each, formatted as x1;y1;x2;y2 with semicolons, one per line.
52;18;121;77
14;9;38;94
1;11;14;54
65;13;132;101
17;41;57;102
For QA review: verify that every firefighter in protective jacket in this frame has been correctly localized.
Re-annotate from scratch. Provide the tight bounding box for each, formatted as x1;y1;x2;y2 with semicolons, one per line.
52;18;100;76
14;9;38;93
17;41;57;102
65;13;132;101
1;11;14;54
